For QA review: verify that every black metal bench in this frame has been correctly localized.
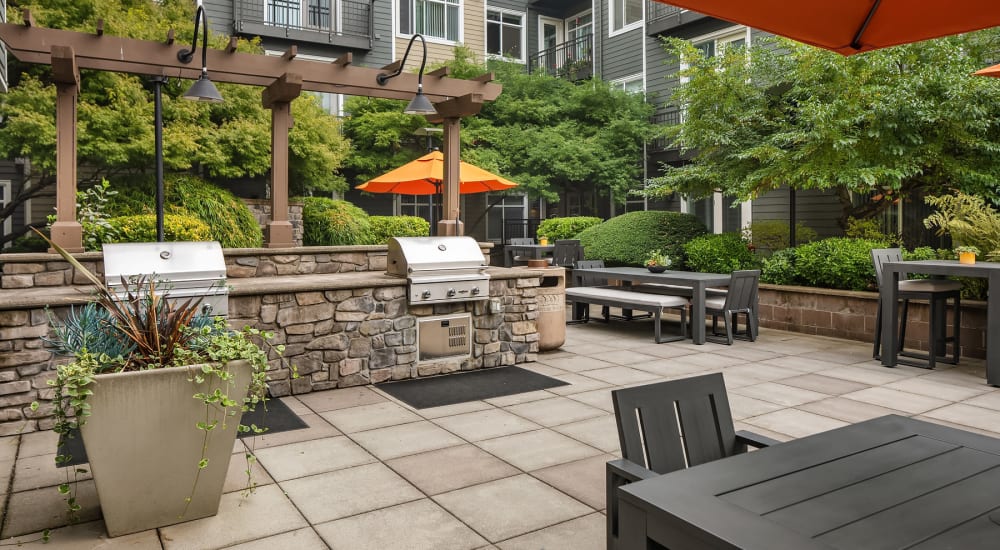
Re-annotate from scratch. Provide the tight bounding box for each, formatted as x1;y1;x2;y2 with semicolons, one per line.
565;286;689;343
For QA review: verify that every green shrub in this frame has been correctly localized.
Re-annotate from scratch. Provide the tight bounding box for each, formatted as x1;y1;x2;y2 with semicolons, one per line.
761;248;800;285
793;238;886;291
8;230;48;252
684;233;760;273
302;197;373;246
536;217;603;241
106;214;213;243
747;219;817;252
845;216;900;246
577;211;707;267
104;174;263;248
369;216;430;243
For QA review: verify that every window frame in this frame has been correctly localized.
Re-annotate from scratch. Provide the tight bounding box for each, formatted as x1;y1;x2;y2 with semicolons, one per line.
485;7;526;63
611;73;644;95
609;0;643;37
398;0;463;44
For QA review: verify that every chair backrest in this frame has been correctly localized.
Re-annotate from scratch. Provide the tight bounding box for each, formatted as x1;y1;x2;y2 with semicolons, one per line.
573;259;607;286
871;248;904;287
508;237;535;246
612;373;740;474
722;269;760;312
552;239;583;267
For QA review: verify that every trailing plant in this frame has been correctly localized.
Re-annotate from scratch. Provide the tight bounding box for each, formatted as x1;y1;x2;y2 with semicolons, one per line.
35;230;290;523
536;216;603;241
683;233;761;273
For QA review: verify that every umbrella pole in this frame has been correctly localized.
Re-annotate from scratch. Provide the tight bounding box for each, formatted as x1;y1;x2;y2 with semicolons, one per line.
429;192;436;236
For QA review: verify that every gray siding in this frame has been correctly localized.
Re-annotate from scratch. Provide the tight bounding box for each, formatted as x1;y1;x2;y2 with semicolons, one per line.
752;187;844;239
594;0;641;81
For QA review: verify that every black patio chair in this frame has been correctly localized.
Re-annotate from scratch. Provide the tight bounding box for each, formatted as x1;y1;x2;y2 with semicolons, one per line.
702;269;760;345
505;237;535;267
551;239;583;268
606;373;779;550
871;248;961;368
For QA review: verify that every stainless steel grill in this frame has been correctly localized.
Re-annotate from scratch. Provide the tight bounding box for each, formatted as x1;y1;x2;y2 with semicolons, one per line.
386;237;489;305
102;241;228;316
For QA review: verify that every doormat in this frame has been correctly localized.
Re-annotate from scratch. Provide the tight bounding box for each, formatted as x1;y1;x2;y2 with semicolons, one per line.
377;366;569;409
57;397;308;467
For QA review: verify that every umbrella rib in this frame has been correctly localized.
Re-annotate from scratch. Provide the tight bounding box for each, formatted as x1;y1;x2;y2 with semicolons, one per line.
850;0;882;51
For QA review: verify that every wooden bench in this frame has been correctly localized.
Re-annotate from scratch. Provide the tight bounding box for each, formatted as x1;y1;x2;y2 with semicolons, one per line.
565;286;689;343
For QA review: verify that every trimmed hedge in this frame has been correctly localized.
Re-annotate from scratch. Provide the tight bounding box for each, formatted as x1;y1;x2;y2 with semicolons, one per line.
749;219;818;252
106;214;212;243
536;217;602;241
761;248;799;286
793;238;887;291
577;211;707;267
684;233;760;273
302;197;373;246
369;216;430;243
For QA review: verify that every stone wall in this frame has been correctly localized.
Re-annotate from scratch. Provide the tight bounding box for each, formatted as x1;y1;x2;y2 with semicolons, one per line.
758;284;986;359
243;199;305;247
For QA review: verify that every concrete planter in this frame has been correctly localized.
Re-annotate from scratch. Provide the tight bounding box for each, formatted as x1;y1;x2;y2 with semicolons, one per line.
79;360;253;537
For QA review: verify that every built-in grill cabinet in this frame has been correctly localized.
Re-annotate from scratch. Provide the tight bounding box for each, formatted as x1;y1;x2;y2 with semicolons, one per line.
102;241;228;316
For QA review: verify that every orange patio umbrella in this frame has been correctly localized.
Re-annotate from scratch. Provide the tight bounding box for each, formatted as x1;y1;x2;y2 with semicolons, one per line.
356;150;518;195
975;63;1000;77
650;0;1000;55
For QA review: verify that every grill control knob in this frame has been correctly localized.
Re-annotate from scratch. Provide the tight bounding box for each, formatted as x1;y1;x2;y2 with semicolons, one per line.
421;290;432;299
447;288;457;297
471;287;481;295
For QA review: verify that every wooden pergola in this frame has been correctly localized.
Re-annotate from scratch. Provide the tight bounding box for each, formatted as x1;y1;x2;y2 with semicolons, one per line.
0;12;501;251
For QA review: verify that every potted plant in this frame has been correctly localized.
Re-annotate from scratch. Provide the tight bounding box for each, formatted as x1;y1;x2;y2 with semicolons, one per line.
645;250;672;273
538;235;550;246
955;245;981;264
38;235;285;537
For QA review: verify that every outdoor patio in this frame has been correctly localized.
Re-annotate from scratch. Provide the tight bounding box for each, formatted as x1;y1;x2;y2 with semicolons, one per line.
2;312;998;549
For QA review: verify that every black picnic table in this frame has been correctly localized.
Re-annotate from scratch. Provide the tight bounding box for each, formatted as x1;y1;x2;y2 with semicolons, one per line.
617;415;1000;549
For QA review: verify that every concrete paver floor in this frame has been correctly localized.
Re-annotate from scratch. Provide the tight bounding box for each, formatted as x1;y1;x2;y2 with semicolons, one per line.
1;312;996;549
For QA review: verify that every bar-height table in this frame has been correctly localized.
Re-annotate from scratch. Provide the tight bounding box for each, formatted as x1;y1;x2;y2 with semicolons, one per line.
571;267;731;345
880;259;1000;385
617;415;1000;550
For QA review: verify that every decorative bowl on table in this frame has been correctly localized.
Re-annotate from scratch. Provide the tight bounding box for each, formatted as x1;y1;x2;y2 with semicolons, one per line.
647;265;667;273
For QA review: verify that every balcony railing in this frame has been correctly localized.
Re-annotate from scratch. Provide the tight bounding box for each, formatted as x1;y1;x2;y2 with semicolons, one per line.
646;1;682;25
528;35;593;81
649;108;681;151
235;0;372;50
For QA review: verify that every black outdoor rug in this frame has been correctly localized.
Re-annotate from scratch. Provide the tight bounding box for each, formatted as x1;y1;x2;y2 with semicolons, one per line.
57;397;307;467
377;366;569;409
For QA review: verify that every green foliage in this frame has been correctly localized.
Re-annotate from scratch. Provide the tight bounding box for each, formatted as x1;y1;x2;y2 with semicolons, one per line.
536;217;602;241
368;216;430;243
302;197;373;246
793;238;887;291
845;217;901;246
106;214;212;243
577;211;707;267
924;192;1000;260
747;219;817;252
44;303;135;362
102;174;263;248
76;180;121;251
683;233;760;273
648;30;1000;222
761;248;800;286
644;250;671;268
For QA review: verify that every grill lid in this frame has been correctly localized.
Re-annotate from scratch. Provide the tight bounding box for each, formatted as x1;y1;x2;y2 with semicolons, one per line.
386;237;487;277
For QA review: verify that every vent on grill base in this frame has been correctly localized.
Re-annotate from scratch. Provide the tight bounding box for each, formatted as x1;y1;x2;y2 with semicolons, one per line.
418;314;472;361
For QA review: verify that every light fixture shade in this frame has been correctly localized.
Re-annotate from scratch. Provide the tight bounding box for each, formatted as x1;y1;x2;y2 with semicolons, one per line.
183;74;224;103
403;90;437;115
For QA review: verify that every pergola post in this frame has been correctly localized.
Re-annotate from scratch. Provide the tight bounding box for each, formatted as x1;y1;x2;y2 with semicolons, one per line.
50;45;83;252
438;117;463;236
262;72;302;248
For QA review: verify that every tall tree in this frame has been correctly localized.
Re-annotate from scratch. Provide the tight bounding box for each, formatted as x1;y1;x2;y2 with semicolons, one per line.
343;46;657;204
648;31;1000;225
0;0;350;244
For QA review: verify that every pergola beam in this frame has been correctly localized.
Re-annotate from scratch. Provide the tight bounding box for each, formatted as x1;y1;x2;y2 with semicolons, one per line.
0;23;501;109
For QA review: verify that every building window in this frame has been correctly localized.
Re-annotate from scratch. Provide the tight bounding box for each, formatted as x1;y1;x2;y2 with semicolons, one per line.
612;74;644;94
266;0;333;29
307;0;331;29
610;0;642;34
486;9;524;62
267;0;301;27
399;0;461;42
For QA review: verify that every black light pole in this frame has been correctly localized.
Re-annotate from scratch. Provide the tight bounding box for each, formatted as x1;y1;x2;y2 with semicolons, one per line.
152;75;167;242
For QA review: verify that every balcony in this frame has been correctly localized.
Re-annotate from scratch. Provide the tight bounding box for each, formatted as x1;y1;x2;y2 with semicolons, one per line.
528;34;593;81
648;107;681;152
646;1;707;36
234;0;372;50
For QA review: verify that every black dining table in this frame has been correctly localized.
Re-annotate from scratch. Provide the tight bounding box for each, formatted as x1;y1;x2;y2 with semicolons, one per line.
617;415;1000;550
880;259;1000;385
571;266;731;345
